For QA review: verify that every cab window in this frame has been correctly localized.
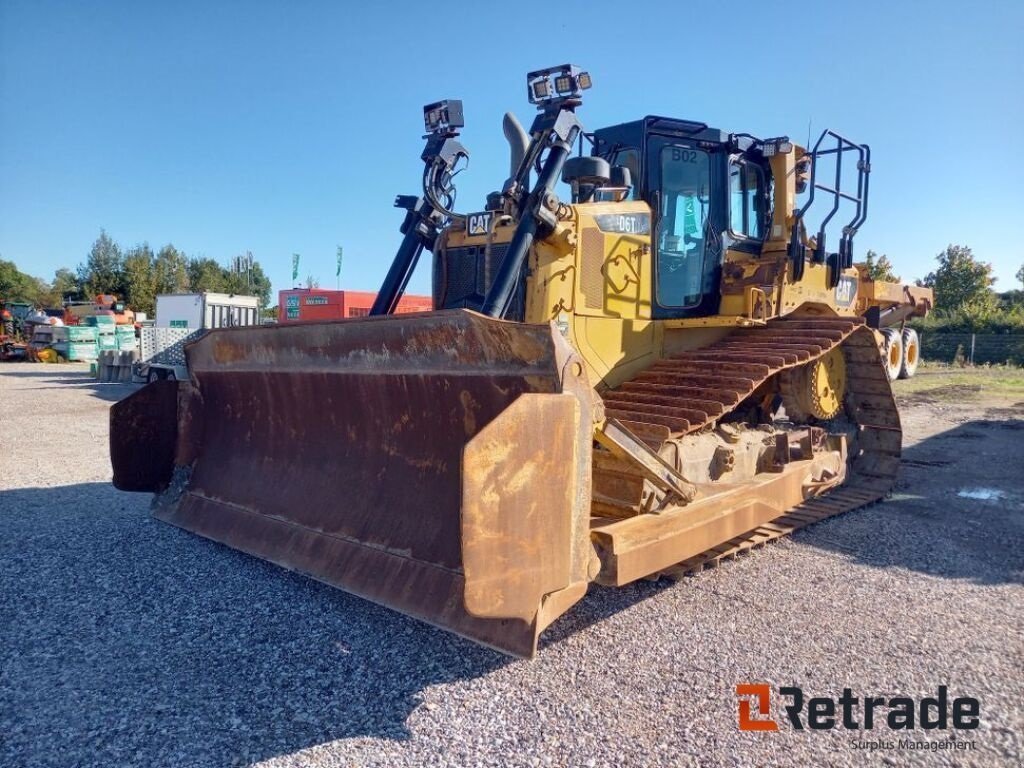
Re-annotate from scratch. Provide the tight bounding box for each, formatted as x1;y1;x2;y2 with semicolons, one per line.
729;159;767;239
657;146;711;307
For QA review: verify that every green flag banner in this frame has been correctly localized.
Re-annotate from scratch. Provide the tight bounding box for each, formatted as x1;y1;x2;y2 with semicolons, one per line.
292;253;300;282
336;246;343;277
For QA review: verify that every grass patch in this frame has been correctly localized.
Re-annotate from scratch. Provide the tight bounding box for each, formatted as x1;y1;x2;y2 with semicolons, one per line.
893;364;1024;403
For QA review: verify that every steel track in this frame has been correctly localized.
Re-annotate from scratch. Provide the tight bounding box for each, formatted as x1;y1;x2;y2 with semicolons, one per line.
597;316;902;575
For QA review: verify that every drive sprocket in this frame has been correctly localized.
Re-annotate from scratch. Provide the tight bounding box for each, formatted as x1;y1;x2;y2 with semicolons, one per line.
779;345;847;421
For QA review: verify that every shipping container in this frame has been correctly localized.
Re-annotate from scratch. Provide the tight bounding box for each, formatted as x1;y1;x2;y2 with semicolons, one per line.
156;293;260;330
277;289;432;323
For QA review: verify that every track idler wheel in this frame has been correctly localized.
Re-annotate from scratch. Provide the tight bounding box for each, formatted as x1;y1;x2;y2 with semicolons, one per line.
780;346;847;421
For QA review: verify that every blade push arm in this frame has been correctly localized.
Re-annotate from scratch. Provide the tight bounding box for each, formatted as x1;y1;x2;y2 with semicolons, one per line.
371;100;468;316
481;65;590;319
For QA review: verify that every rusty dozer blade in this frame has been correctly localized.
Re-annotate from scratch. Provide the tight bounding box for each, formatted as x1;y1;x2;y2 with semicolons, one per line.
111;310;595;657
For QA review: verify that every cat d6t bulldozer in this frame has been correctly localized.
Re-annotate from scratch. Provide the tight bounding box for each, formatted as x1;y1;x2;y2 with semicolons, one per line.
111;66;931;657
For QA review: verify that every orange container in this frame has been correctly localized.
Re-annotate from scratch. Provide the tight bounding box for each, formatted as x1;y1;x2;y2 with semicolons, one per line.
278;289;432;323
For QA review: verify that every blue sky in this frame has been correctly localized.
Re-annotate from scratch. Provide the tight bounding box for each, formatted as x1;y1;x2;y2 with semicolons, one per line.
1;0;1022;301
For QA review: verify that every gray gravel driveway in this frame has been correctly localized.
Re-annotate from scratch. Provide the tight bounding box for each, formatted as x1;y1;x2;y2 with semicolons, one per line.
1;364;1021;767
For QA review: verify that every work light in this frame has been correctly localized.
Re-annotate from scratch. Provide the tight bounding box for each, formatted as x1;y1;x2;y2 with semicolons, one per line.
761;137;794;157
526;65;592;105
531;79;550;100
422;99;465;135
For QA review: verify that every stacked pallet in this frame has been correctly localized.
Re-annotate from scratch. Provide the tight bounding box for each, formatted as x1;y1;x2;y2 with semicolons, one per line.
88;315;118;351
51;325;99;361
114;325;138;351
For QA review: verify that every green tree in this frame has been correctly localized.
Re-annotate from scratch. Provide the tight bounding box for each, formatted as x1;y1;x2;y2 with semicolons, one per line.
35;277;61;308
305;274;320;289
78;229;124;297
123;243;157;315
862;249;899;282
50;267;82;303
0;258;42;303
153;244;190;295
249;262;272;308
223;256;272;308
922;244;996;311
998;289;1024;309
31;276;52;305
187;257;229;293
1016;263;1024;290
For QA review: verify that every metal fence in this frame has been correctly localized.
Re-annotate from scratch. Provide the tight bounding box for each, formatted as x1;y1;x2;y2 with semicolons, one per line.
919;333;1024;365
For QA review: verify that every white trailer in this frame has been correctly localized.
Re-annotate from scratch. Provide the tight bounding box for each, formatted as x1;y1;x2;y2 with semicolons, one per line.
139;293;261;382
155;292;260;330
134;327;200;382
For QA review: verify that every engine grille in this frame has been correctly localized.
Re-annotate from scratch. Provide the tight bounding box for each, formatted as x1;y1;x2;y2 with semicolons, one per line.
434;243;526;320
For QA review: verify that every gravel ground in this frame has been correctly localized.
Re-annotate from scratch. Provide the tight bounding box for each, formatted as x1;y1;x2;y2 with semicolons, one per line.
1;363;1022;767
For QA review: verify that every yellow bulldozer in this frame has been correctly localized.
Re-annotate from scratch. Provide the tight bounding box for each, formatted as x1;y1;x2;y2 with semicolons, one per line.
111;66;931;657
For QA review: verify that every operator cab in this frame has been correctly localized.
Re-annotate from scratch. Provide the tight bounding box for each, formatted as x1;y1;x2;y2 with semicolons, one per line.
593;117;773;319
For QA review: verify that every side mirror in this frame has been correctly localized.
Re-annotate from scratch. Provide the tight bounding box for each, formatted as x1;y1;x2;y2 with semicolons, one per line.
562;156;611;187
562;156;611;204
609;165;631;189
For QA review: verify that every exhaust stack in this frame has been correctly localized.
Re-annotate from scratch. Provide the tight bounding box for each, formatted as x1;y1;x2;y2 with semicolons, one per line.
503;111;530;188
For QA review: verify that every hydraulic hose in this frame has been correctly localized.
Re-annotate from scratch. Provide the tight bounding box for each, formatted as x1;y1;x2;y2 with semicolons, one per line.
481;139;572;318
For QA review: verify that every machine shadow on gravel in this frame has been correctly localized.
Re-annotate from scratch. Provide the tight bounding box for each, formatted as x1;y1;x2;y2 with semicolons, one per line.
0;482;506;766
791;414;1024;586
3;368;141;402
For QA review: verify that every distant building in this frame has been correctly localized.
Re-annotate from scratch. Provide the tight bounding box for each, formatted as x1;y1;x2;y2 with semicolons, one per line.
277;288;432;323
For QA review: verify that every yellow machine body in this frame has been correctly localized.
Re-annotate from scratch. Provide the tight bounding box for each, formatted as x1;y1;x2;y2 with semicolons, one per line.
442;140;929;392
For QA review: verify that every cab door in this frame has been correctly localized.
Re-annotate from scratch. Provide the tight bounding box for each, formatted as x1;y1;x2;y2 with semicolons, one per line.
646;137;725;318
